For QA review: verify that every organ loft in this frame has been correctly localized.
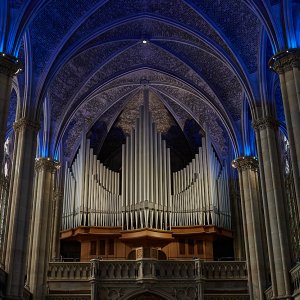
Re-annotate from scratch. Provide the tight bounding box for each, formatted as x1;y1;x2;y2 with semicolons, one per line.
61;87;232;262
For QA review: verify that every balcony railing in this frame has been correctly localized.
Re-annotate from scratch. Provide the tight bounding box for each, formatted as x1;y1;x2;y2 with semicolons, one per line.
291;263;300;295
202;261;248;279
48;262;90;280
48;260;247;282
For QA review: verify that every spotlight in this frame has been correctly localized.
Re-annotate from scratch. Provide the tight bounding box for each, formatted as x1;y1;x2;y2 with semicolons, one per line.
142;40;147;44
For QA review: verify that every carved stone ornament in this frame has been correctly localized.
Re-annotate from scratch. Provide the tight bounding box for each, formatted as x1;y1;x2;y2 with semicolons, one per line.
269;49;300;74
232;156;258;171
252;117;279;132
35;157;60;173
0;53;22;77
13;118;40;133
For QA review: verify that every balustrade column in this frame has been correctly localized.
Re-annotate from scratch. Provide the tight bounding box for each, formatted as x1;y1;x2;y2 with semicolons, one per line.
26;157;59;299
0;53;22;167
269;50;300;215
232;156;267;300
253;117;292;299
4;117;40;299
90;259;99;300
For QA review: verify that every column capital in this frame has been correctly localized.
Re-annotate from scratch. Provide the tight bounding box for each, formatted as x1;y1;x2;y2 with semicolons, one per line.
269;48;300;74
232;156;258;171
0;53;22;77
13;118;40;133
252;116;279;131
35;157;60;173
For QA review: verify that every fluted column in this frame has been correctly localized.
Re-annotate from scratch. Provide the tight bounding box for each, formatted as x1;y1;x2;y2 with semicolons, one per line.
269;49;300;216
253;117;292;299
232;156;267;300
0;53;22;168
50;189;63;260
26;157;59;299
4;118;39;299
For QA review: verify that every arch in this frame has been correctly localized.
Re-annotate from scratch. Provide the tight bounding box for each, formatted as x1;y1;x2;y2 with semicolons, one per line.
128;292;167;300
120;288;175;300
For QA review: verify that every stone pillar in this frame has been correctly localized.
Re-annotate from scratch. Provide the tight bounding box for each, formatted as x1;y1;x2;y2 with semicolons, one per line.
26;157;59;299
0;53;22;167
50;189;63;260
4;118;39;299
269;49;300;216
253;117;292;299
0;174;9;269
232;156;267;300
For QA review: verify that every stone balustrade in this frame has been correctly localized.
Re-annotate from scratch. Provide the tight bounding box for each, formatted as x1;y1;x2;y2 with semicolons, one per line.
48;260;247;281
90;259;198;281
47;296;90;300
47;260;249;300
205;296;249;300
202;261;248;279
264;286;273;300
290;263;300;295
48;262;91;280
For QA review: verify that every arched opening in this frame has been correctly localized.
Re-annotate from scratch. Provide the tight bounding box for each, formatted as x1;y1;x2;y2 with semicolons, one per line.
128;292;167;300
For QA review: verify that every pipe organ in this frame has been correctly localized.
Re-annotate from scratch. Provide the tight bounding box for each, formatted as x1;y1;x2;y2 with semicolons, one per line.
172;137;231;228
62;92;231;231
62;137;121;230
121;89;171;230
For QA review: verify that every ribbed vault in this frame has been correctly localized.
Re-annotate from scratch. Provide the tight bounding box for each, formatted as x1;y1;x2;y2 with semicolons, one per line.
6;0;296;163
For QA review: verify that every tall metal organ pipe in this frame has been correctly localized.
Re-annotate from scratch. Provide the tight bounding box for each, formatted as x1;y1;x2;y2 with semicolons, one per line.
62;91;231;231
121;89;171;230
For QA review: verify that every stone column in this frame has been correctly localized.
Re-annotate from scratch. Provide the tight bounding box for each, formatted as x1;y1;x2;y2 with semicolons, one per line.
4;118;39;299
253;117;292;299
26;157;59;299
269;49;300;216
0;174;9;269
232;156;267;300
50;189;63;261
0;53;22;167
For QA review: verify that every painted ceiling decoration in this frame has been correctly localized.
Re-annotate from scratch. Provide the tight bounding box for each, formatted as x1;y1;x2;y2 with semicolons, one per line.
2;0;299;166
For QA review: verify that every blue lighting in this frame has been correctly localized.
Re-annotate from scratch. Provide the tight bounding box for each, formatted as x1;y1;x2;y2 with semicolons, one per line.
295;16;300;48
53;149;59;161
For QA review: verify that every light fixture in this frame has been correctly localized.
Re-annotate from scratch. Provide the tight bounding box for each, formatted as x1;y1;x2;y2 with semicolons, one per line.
142;40;147;44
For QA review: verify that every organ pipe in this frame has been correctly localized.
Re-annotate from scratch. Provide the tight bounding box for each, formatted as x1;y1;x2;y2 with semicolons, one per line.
171;135;231;228
62;91;231;231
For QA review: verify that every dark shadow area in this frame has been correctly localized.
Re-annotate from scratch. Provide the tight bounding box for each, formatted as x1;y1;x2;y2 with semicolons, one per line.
213;237;234;261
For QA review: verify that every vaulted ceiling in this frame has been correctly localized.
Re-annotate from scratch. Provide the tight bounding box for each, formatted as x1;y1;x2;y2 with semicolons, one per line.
4;0;300;165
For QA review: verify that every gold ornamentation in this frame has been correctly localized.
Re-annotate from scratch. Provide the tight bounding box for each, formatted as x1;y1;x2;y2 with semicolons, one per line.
232;156;258;171
269;49;300;74
252;117;279;131
35;157;60;173
13;118;40;133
